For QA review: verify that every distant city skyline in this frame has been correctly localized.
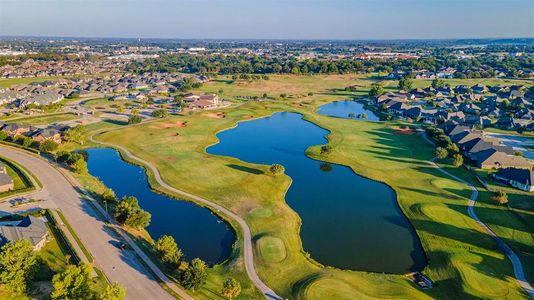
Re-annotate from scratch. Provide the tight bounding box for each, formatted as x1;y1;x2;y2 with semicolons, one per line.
1;0;533;40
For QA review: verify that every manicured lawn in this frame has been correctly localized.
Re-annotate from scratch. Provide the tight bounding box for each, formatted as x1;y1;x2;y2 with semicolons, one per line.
83;75;533;299
0;76;64;88
8;112;79;126
0;156;35;199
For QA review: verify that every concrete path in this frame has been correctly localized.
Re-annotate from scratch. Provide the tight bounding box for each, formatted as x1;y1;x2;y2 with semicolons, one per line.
421;133;534;298
89;134;282;300
0;145;190;300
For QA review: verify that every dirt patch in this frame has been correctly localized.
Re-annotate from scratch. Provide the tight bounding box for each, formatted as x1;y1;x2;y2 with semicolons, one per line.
392;126;415;135
149;121;187;129
242;115;254;119
206;112;226;119
163;156;176;162
164;132;180;137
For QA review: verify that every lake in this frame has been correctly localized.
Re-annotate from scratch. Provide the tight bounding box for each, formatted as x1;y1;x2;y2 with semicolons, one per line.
207;112;425;273
85;148;235;265
318;100;380;121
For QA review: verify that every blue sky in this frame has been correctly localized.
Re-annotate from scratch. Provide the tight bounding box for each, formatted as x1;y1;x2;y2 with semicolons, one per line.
0;0;533;39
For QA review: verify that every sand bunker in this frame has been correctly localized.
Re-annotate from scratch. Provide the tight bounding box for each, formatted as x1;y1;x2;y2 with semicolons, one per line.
393;126;415;135
149;121;187;129
206;112;226;119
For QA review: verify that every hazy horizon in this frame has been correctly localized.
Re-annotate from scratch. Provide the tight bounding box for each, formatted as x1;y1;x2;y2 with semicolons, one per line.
1;0;533;40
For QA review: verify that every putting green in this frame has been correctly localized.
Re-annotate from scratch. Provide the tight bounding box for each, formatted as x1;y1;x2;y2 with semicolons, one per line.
249;207;273;218
256;235;287;263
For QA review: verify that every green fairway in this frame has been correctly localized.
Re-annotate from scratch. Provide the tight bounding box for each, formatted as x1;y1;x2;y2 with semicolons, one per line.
84;75;534;299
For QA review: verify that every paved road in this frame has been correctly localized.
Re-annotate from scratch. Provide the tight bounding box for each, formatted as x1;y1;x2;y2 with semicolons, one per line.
0;146;185;300
421;133;534;298
89;134;282;300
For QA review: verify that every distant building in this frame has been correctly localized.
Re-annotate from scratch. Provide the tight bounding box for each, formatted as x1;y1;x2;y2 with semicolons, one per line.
0;216;49;250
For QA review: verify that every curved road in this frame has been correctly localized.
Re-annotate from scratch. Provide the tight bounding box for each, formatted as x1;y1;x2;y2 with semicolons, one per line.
89;134;282;300
422;134;534;298
0;145;191;300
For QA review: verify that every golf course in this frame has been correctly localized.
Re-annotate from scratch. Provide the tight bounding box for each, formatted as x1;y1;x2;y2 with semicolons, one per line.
78;74;534;299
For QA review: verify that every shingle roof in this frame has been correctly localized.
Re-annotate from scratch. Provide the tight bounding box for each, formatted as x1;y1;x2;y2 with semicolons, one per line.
495;168;534;186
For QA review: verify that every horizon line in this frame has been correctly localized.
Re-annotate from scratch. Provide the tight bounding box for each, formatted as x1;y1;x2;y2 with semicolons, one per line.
1;34;534;43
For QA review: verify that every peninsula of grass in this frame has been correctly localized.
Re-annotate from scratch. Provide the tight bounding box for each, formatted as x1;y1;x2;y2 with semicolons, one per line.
77;75;533;299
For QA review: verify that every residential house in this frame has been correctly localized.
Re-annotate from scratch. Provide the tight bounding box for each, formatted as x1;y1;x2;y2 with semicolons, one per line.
494;168;534;192
0;216;49;250
0;162;13;192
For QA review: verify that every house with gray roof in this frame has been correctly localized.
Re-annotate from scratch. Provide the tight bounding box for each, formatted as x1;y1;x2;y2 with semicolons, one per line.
494;168;534;192
0;216;49;250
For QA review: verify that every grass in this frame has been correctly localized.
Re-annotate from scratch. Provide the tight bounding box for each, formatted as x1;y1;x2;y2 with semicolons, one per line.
8;112;79;126
55;210;94;263
0;156;37;199
83;75;533;299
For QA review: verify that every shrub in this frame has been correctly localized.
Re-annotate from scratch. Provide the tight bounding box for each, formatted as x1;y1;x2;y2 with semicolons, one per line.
128;115;142;124
269;164;285;175
39;139;59;153
492;190;508;205
320;145;333;155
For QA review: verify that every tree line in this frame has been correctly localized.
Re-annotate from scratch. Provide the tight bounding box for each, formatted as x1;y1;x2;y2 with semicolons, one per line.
126;53;533;79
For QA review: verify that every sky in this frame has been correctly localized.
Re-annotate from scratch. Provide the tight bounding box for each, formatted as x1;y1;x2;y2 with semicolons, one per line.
0;0;533;40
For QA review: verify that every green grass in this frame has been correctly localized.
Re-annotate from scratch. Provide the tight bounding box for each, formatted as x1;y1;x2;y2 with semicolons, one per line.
0;76;65;88
0;156;37;199
55;210;94;263
8;112;79;126
85;75;534;299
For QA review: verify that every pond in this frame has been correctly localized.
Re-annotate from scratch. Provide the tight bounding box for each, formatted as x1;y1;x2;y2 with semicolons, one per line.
85;148;235;265
317;100;380;121
207;112;425;273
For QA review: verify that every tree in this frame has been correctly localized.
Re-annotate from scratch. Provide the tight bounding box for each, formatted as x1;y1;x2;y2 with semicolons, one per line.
155;235;183;267
151;109;168;118
398;77;414;91
452;153;464;167
221;277;241;299
492;190;508;205
21;136;33;147
320;145;333;155
0;239;38;294
369;83;384;98
446;142;460;154
39;139;59;153
64;125;86;145
435;147;448;160
56;150;71;163
114;196;151;229
70;155;88;174
128;115;142;124
99;282;126;300
348;112;355;118
181;258;208;291
0;130;8;141
361;112;368;119
102;187;117;202
51;264;93;300
431;78;445;89
269;164;285;175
